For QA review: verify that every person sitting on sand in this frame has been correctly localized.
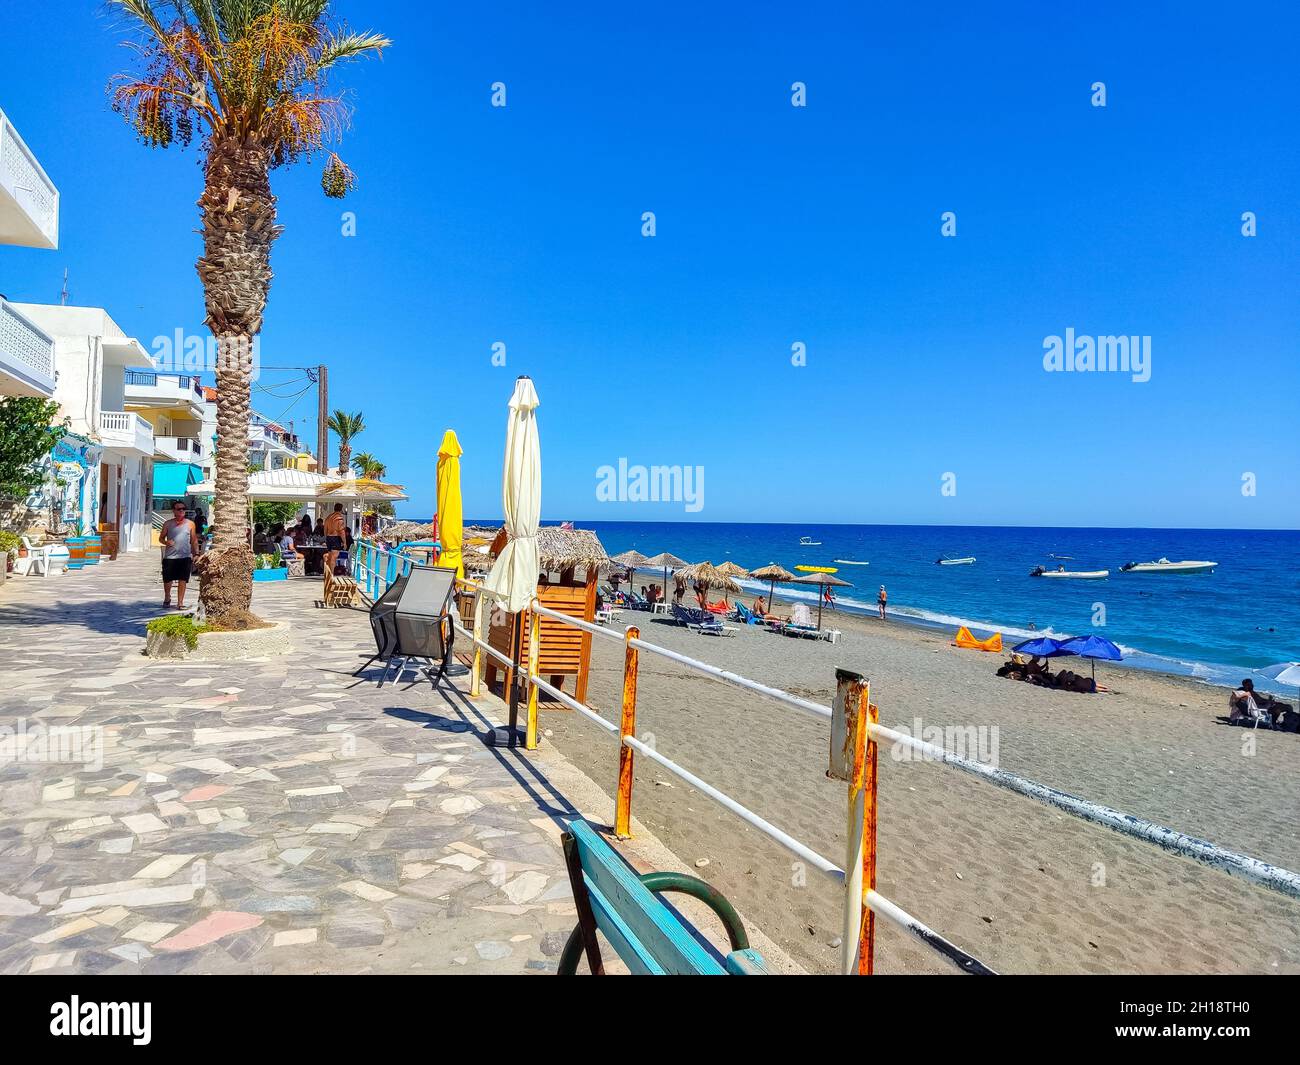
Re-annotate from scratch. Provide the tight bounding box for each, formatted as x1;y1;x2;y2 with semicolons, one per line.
753;595;767;616
1230;680;1289;727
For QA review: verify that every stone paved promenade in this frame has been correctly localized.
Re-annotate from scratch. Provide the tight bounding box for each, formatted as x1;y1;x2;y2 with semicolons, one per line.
0;553;611;975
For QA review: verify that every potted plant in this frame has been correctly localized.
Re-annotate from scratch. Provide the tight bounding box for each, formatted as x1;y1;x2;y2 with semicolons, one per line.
0;531;19;579
252;553;288;583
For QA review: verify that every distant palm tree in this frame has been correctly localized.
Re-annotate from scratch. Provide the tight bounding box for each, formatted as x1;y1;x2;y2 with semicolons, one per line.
108;0;388;624
351;452;385;479
327;410;365;477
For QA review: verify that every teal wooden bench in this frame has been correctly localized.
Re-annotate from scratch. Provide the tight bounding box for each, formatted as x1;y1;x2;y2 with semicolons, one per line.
557;819;769;975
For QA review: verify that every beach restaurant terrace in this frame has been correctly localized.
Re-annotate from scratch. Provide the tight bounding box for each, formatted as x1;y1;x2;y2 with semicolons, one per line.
189;468;408;534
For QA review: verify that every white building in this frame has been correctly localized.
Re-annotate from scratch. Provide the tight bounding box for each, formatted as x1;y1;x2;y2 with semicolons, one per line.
0;107;59;400
13;304;155;553
198;386;309;478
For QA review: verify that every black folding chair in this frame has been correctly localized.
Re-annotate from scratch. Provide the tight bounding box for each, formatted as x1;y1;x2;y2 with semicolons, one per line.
380;565;458;689
354;571;409;677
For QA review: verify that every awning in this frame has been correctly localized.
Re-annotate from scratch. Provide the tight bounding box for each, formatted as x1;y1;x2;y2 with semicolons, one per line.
153;462;203;498
188;467;408;503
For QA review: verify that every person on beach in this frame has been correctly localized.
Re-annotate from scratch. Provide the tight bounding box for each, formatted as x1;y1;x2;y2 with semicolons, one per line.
324;503;346;575
1230;680;1291;728
160;501;199;609
877;585;887;620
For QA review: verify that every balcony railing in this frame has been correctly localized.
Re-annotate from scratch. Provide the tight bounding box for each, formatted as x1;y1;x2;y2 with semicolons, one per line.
156;435;202;457
99;410;154;455
0;298;56;396
125;370;202;393
0;110;58;249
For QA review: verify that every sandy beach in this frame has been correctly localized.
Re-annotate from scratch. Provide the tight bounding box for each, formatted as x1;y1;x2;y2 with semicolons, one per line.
537;595;1300;974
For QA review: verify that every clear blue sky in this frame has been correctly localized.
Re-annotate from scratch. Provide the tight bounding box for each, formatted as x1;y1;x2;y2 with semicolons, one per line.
2;1;1296;527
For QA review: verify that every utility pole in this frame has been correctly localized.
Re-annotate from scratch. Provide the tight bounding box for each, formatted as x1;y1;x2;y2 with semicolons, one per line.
316;364;328;474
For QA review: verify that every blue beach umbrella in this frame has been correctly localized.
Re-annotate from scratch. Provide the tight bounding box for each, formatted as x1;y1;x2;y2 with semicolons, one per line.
1011;636;1071;658
1058;634;1123;684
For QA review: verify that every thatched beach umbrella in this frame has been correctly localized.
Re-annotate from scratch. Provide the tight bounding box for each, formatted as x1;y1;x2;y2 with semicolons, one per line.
680;560;742;604
750;563;794;613
716;561;750;579
642;551;690;600
610;548;651;588
790;570;852;628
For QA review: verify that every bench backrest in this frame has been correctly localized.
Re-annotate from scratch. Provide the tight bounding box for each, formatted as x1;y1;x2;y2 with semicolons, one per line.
565;820;766;975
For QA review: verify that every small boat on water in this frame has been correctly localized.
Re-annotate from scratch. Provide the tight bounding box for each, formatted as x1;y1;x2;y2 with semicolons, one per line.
937;556;976;566
799;536;822;546
1031;565;1109;579
833;559;870;566
1120;558;1218;574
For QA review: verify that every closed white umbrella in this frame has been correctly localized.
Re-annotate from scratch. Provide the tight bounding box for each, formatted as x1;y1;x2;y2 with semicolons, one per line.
482;376;542;612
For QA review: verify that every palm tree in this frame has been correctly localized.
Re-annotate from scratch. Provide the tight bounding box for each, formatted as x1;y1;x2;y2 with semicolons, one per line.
351;451;385;479
327;409;365;477
108;1;388;624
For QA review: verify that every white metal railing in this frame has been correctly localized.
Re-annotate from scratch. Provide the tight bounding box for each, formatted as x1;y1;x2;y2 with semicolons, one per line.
352;541;1300;975
0;109;58;247
449;570;993;975
0;297;55;383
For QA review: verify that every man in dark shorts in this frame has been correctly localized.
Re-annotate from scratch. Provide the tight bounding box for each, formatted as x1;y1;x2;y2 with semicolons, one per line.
160;501;200;609
324;502;347;576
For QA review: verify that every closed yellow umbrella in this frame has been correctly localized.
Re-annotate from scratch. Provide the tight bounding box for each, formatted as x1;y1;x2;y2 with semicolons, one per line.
436;429;464;579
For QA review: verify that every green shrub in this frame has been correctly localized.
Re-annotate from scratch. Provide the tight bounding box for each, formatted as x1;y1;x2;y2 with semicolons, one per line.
255;553;283;570
146;614;210;650
0;531;19;557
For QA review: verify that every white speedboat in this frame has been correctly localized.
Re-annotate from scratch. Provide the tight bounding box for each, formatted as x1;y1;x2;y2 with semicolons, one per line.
799;536;822;546
1120;558;1217;574
833;559;870;565
1031;566;1109;579
937;556;976;566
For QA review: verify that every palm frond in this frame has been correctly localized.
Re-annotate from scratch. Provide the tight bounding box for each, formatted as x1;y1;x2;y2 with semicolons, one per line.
310;29;391;75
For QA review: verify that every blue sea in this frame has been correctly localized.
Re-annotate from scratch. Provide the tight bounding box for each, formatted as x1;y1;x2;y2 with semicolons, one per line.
405;519;1297;685
579;522;1298;687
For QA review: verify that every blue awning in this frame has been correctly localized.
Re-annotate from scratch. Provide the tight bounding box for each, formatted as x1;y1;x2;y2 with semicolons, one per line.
153;462;203;498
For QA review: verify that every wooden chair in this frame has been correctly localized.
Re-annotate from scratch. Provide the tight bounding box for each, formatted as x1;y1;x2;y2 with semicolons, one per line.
323;568;359;607
557;820;768;975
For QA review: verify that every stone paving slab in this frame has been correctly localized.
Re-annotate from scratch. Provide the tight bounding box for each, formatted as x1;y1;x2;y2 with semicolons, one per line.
0;555;593;975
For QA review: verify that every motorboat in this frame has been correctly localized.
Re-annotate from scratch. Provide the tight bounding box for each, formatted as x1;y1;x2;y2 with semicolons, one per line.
833;559;870;565
1031;565;1108;579
936;556;976;566
1120;558;1217;574
799;536;822;546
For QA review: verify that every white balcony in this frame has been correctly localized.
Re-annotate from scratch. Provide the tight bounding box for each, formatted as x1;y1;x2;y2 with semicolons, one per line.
124;370;206;417
155;435;203;462
0;297;56;398
99;410;154;457
0;109;58;249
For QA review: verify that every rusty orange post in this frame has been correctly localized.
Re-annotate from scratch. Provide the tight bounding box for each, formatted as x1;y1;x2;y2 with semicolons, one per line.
469;583;483;698
829;669;872;975
614;625;640;838
860;697;878;975
525;605;541;751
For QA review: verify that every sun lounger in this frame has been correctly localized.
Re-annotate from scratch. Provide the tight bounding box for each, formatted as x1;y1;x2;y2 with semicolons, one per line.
671;603;735;636
783;623;821;639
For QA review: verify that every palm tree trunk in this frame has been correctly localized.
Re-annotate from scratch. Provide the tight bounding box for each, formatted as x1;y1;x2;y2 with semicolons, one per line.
338;442;351;478
192;133;281;626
